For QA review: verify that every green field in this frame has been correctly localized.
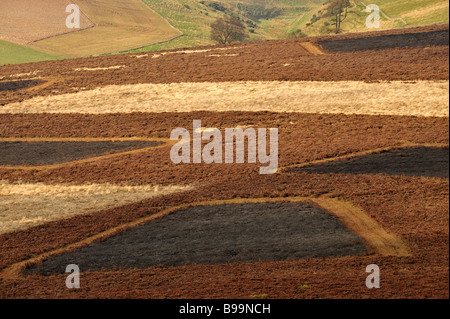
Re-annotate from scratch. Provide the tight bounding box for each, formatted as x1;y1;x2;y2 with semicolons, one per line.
127;0;324;53
0;40;63;66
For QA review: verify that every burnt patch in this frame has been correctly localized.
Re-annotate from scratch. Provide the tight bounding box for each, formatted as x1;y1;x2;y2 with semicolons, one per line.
0;79;45;92
0;140;163;166
25;201;367;275
288;146;449;178
319;29;449;52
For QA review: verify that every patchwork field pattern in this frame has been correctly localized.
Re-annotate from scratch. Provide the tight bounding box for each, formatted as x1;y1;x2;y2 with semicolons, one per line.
0;25;448;299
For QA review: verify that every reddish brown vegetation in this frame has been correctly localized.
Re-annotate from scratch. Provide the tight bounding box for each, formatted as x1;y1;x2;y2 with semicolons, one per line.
0;25;448;299
0;25;448;106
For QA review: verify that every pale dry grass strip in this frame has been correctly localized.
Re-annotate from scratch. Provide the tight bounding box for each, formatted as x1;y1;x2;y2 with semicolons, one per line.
312;197;411;257
1;81;448;117
299;42;325;55
73;65;126;72
0;71;42;81
7;71;42;79
207;54;240;57
0;181;193;235
151;46;244;59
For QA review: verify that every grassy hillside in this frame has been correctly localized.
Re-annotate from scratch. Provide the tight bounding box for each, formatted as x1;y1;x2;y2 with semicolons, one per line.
29;0;181;57
298;0;449;36
0;40;63;66
128;0;324;53
132;0;449;53
371;0;449;26
1;0;448;65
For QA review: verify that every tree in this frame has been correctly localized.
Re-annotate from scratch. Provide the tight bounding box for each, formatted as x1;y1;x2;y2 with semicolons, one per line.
309;0;352;34
287;29;307;39
210;16;248;44
330;0;351;33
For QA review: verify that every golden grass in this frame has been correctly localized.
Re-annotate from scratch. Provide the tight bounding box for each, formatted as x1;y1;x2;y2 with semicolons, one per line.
2;71;42;80
27;0;181;57
0;181;193;235
313;197;411;257
2;81;448;117
73;65;126;72
149;46;243;59
299;42;326;55
401;1;449;21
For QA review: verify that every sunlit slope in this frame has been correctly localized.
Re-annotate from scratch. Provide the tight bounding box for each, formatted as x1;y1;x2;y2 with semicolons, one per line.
0;0;93;45
28;0;181;57
131;0;324;52
299;0;449;36
0;40;62;66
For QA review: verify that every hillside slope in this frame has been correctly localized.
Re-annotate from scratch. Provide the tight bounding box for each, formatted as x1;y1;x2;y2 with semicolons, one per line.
0;0;181;60
0;40;62;66
29;0;181;57
1;0;448;64
298;0;449;36
130;0;324;52
0;0;93;45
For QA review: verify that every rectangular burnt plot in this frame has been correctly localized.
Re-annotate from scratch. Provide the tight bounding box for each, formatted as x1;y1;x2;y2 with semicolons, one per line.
289;146;449;178
25;202;367;275
0;79;46;92
319;29;449;52
0;140;163;166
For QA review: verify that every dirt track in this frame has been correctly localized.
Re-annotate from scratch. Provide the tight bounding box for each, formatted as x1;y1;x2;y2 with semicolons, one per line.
0;25;448;299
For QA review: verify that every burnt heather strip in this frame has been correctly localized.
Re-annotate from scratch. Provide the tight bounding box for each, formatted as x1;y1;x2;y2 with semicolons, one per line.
319;29;449;52
0;140;163;166
289;146;449;178
26;202;367;275
0;79;45;92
